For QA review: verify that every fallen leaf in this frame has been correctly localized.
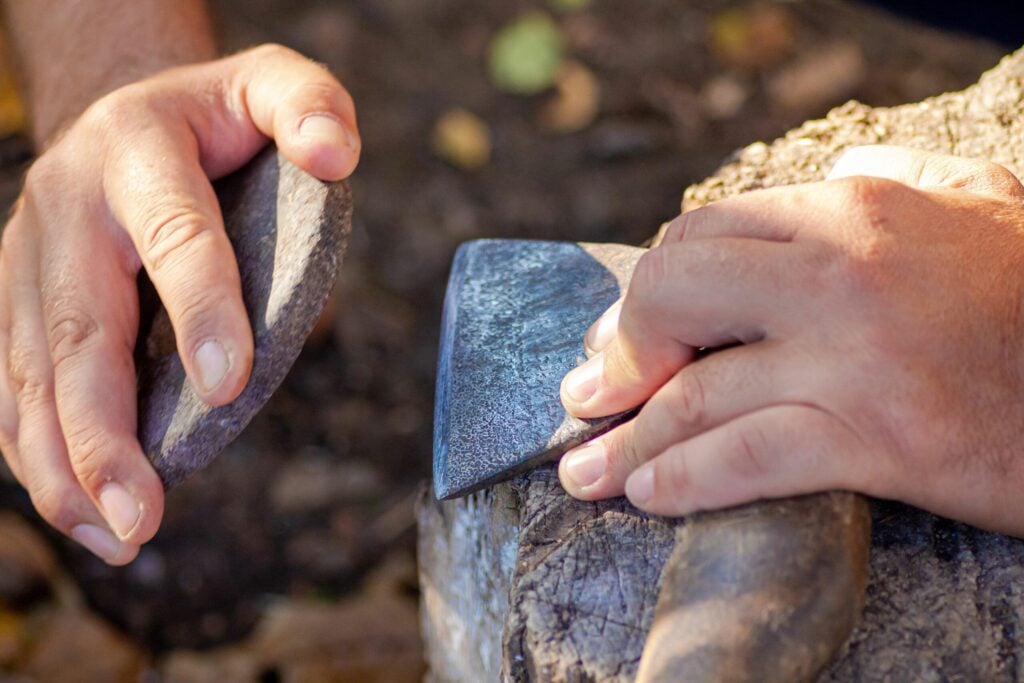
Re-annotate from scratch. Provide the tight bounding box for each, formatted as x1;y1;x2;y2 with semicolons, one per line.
160;647;259;683
0;609;26;667
0;513;57;609
0;46;25;137
538;60;601;133
432;108;491;170
22;610;147;683
548;0;591;12
246;590;423;682
488;13;565;95
700;74;749;120
767;41;866;113
710;3;795;71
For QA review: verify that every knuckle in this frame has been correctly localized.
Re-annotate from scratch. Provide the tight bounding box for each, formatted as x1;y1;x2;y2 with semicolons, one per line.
7;351;52;409
823;179;901;296
670;369;709;434
63;425;115;490
962;160;1024;198
657;454;695;509
80;86;149;132
23;154;61;194
21;155;75;214
660;204;723;244
833;175;901;222
629;248;672;307
169;286;235;347
0;424;16;456
608;432;644;472
725;422;773;481
30;484;78;531
138;208;213;274
601;342;648;390
659;214;690;244
45;302;102;371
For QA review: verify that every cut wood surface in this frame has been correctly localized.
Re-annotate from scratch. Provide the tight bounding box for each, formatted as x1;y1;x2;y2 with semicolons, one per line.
419;48;1024;683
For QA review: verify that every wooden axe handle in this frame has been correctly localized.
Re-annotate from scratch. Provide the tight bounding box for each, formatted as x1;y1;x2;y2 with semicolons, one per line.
637;492;871;682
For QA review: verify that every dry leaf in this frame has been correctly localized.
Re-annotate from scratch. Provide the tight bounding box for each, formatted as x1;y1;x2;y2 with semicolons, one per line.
767;41;866;112
538;60;601;133
710;3;795;71
432;108;491;170
0;44;24;137
22;610;147;683
700;74;749;120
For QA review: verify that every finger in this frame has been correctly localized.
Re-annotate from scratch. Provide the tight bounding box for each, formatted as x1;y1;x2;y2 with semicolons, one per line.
37;216;165;547
177;43;360;181
239;44;360;180
658;187;807;245
583;296;622;357
561;238;809;417
3;218;138;564
623;404;873;517
0;261;20;480
591;182;839;359
103;125;253;407
560;341;796;500
655;156;1019;249
827;144;1024;199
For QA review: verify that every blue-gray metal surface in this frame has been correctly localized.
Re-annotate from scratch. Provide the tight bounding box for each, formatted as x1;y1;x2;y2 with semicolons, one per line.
433;239;644;500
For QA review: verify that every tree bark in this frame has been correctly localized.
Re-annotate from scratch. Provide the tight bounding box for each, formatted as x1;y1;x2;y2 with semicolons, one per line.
419;48;1024;683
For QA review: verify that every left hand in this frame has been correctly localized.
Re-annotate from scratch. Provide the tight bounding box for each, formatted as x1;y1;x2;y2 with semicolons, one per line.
0;45;359;564
558;145;1024;536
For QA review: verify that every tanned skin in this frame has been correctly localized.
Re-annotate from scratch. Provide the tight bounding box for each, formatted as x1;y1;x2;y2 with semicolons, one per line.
0;0;360;564
3;0;218;145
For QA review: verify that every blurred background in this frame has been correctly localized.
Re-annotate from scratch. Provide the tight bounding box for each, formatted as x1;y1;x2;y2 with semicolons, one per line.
0;0;1017;680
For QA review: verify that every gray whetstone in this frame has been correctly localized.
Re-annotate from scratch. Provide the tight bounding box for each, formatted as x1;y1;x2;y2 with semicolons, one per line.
433;239;643;500
136;145;352;488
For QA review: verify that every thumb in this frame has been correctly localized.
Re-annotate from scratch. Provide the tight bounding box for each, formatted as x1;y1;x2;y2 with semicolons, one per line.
827;145;1023;199
181;43;361;182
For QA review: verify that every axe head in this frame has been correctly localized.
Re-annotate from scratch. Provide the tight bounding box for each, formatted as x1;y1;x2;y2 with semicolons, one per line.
433;239;644;500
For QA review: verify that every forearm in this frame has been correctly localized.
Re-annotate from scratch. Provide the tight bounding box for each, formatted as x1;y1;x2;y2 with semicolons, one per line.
1;0;217;147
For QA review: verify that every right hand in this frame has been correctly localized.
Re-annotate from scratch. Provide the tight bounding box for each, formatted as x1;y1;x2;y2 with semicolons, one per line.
557;146;1024;536
0;44;360;564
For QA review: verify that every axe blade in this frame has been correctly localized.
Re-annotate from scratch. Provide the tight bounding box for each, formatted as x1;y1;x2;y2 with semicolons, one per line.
433;238;644;500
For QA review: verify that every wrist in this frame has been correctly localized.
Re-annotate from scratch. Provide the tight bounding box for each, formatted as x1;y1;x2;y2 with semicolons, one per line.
32;46;217;149
2;0;217;148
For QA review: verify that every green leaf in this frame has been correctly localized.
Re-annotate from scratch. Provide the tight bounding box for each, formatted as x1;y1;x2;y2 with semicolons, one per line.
488;13;565;95
548;0;591;12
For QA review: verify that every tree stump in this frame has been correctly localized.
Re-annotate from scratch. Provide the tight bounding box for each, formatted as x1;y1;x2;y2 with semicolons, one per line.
418;48;1024;682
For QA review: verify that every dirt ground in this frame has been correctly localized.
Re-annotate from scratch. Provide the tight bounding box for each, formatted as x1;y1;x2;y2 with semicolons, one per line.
0;0;1014;679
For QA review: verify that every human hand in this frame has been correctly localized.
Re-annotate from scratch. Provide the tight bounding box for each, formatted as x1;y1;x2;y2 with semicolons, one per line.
0;44;360;564
558;145;1024;536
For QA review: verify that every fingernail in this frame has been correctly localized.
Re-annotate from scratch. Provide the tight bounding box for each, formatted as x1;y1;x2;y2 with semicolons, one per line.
99;483;141;539
626;467;654;506
562;441;607;490
299;113;348;148
563;354;604;404
71;524;121;563
584;302;622;355
194;339;230;394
